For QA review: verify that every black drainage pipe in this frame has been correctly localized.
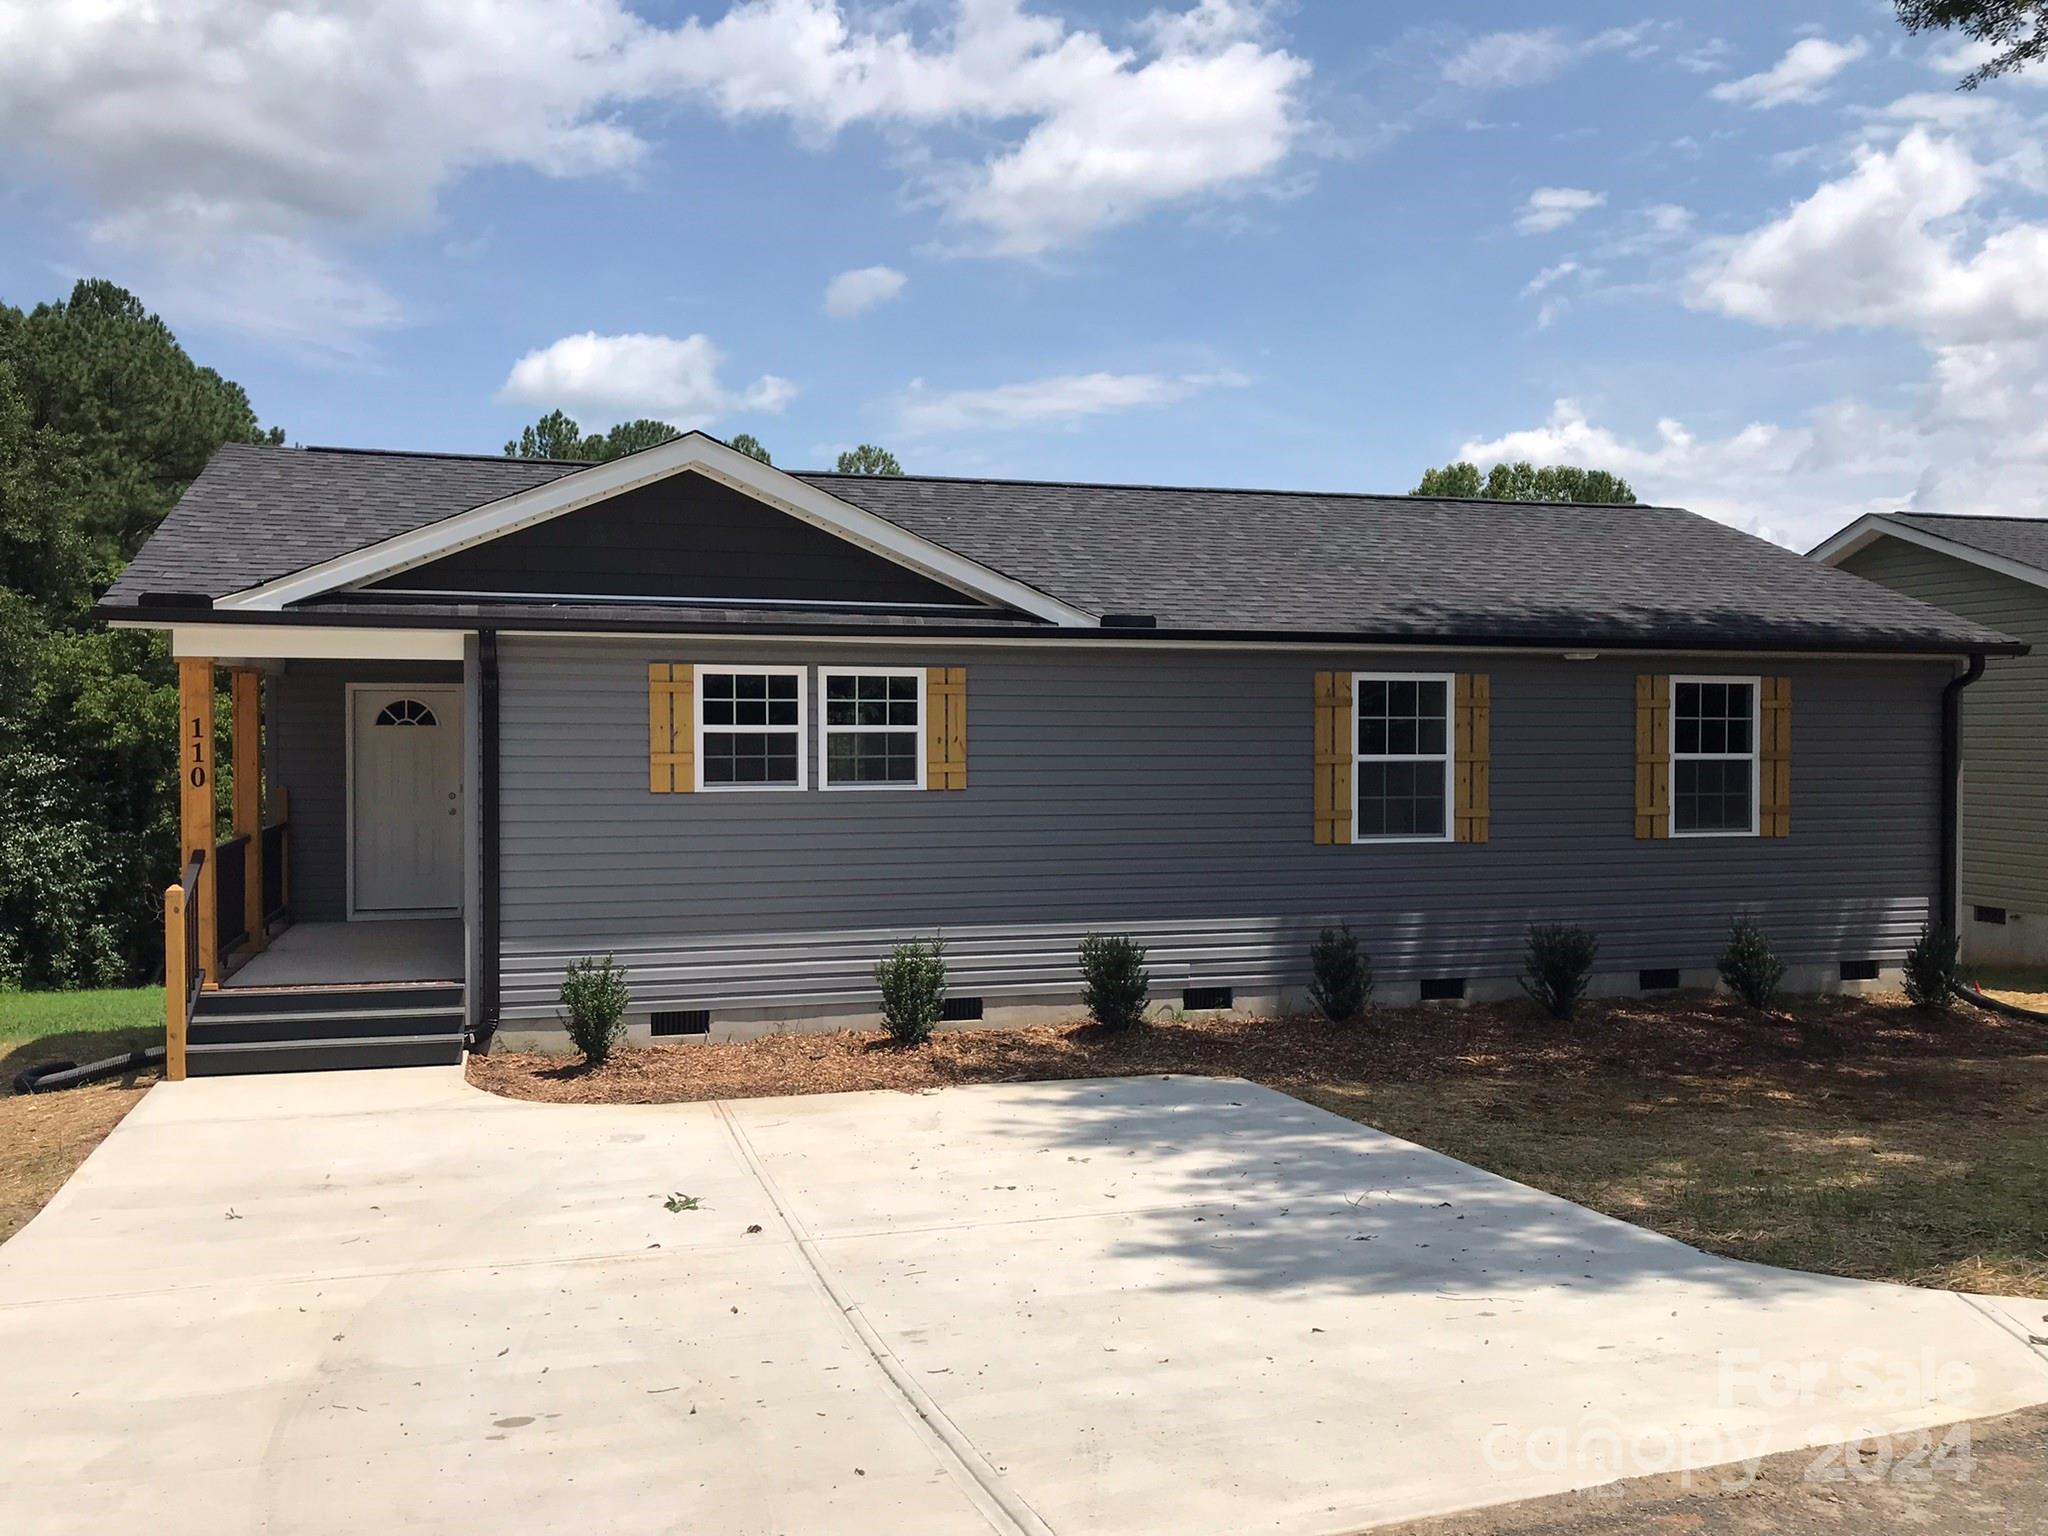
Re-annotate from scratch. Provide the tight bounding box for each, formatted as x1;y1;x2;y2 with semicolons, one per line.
14;1046;166;1096
1954;983;2048;1026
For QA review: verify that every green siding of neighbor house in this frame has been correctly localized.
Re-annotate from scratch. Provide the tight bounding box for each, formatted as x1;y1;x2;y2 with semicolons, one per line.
1838;537;2048;915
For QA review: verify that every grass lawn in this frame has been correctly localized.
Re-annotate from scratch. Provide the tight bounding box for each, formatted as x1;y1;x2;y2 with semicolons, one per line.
0;987;163;1245
473;991;2048;1297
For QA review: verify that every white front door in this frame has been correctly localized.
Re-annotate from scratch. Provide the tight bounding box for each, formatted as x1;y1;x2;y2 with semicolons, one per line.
350;685;463;917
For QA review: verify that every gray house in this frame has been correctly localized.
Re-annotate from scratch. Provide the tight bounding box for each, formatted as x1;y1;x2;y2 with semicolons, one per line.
98;434;2020;1076
1813;513;2048;964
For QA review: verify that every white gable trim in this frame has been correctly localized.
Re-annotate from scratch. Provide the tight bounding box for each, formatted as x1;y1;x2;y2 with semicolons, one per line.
213;432;1096;627
1811;513;2048;596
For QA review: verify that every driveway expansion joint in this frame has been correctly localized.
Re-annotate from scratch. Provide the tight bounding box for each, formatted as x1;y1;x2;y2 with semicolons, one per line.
711;1098;1058;1536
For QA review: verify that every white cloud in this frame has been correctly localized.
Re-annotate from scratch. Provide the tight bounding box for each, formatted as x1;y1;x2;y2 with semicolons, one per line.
1;0;653;352
1675;38;1733;75
1443;30;1576;90
894;368;1246;433
1522;260;1580;297
1455;398;1895;547
0;0;1310;351
1710;37;1868;109
632;0;1309;256
1691;130;2048;345
1442;25;1653;90
1645;203;1693;236
823;265;907;318
498;332;795;428
1516;186;1605;234
1468;123;2048;545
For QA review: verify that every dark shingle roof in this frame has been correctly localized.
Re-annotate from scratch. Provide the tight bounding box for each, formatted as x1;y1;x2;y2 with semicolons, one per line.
1888;513;2048;575
103;445;580;605
101;443;2020;654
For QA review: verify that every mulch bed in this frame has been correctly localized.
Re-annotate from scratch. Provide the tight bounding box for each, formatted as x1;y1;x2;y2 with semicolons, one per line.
467;991;2048;1106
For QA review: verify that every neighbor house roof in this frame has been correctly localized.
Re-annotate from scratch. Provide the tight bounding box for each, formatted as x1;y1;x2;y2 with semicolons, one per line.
1810;510;2048;601
1885;513;2048;575
100;440;2023;654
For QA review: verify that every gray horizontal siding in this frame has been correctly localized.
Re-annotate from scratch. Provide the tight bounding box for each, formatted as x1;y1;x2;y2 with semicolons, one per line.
272;660;463;922
495;637;1943;1019
1837;539;2048;913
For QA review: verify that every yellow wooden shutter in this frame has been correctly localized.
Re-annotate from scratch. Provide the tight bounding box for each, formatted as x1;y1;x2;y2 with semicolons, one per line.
1313;671;1353;845
1634;674;1670;839
926;667;967;789
1760;676;1791;837
648;664;694;793
1454;673;1491;843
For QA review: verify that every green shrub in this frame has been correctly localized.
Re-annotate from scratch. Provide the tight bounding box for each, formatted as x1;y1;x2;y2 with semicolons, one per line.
1079;934;1150;1030
1520;923;1599;1020
874;938;947;1045
1902;923;1960;1011
1308;924;1373;1022
558;954;629;1066
1718;918;1786;1011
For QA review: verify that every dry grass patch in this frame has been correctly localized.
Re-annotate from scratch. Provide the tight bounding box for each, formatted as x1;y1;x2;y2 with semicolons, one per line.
0;1076;153;1244
473;991;2048;1296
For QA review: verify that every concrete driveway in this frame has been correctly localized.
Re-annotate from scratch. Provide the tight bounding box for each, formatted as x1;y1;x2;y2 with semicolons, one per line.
3;1071;2045;1535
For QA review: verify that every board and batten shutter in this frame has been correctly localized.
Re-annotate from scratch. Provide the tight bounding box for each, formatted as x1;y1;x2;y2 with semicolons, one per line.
926;667;967;790
1312;671;1353;844
1760;676;1791;837
648;664;694;793
1634;674;1670;839
1454;673;1491;843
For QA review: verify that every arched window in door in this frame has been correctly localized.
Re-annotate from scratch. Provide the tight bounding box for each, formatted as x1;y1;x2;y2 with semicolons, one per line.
373;698;439;727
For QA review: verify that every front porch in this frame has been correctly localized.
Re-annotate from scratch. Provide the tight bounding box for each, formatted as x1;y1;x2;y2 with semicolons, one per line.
222;919;464;989
163;642;475;1078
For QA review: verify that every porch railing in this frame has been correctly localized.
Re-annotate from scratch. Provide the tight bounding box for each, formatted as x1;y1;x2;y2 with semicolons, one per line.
164;849;205;1082
216;833;250;956
262;807;290;925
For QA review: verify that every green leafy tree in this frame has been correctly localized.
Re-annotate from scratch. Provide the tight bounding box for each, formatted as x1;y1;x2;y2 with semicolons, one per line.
503;411;682;463
1413;461;1483;499
835;443;903;476
591;418;679;459
504;409;592;461
1;279;280;987
729;432;772;465
1899;0;2048;86
1414;459;1637;505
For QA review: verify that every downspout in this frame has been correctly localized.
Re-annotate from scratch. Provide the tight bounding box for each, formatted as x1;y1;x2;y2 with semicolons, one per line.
477;629;501;1050
1939;651;1986;935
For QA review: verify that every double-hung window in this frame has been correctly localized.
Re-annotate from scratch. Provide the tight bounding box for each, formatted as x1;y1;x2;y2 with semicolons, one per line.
1353;673;1453;842
696;666;806;790
1671;677;1757;836
820;668;924;789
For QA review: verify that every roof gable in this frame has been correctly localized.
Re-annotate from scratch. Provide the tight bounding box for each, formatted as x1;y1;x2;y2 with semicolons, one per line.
1811;512;2048;597
364;469;974;609
210;433;1094;625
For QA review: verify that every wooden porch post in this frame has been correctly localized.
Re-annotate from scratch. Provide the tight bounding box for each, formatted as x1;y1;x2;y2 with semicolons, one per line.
178;657;218;989
231;668;266;956
163;883;187;1081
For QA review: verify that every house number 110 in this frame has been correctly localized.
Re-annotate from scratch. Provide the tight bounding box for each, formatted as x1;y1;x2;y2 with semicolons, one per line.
189;715;208;789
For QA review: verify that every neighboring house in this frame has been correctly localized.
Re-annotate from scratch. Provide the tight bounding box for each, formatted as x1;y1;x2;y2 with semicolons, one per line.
97;434;2020;1076
1813;513;2048;964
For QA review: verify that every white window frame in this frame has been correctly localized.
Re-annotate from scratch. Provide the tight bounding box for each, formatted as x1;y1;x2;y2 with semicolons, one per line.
1350;670;1456;845
817;666;927;792
693;664;809;793
1669;674;1760;839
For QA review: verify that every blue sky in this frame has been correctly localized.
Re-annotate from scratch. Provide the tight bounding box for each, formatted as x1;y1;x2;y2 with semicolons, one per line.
4;1;2046;547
